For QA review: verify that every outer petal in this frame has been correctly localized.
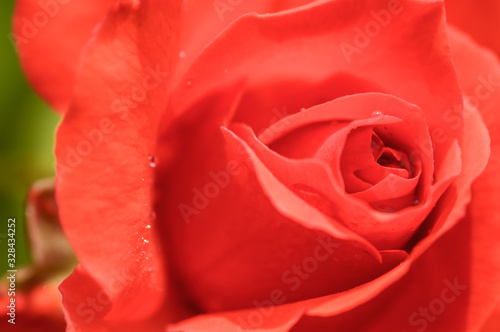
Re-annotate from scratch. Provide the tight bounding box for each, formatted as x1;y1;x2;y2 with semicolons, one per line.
0;283;65;332
12;0;112;112
175;0;316;83
445;0;500;56
445;26;500;331
55;0;182;330
60;265;172;332
480;305;500;332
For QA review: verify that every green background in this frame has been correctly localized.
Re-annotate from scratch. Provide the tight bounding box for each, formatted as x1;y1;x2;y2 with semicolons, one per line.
0;0;60;275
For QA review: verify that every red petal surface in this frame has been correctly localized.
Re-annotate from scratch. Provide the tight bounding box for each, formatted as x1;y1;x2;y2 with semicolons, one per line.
55;1;181;329
12;0;112;112
174;0;316;84
445;0;500;57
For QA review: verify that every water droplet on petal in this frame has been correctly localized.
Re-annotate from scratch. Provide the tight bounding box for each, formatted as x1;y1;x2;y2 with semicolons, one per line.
371;110;384;117
148;154;156;168
224;68;228;73
179;51;186;59
413;199;420;206
145;224;151;229
186;81;192;86
300;108;307;112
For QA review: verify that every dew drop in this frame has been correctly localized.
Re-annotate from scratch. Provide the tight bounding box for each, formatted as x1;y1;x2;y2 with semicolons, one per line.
224;68;228;73
371;110;384;117
300;108;307;112
179;51;186;59
145;224;151;229
413;198;420;206
186;81;192;86
148;154;156;168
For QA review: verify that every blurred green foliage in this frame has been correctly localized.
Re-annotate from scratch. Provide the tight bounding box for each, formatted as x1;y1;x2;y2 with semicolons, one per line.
0;0;60;275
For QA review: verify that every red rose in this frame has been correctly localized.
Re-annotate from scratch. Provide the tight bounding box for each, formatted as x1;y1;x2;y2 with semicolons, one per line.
13;0;500;331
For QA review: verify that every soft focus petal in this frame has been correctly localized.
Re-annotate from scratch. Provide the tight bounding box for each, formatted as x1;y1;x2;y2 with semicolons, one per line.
0;283;65;332
446;25;500;331
55;0;182;329
175;0;316;83
445;0;500;56
60;265;168;332
480;305;500;332
12;0;112;112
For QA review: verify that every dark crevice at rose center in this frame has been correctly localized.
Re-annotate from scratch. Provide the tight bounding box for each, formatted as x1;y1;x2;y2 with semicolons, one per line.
351;131;414;187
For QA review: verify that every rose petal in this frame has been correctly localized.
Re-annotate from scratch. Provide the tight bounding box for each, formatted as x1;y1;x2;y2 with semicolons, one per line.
0;282;65;332
166;305;305;332
55;0;181;327
221;126;381;257
445;0;500;56
12;0;112;112
480;305;500;332
174;0;317;84
445;26;500;330
60;265;168;332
